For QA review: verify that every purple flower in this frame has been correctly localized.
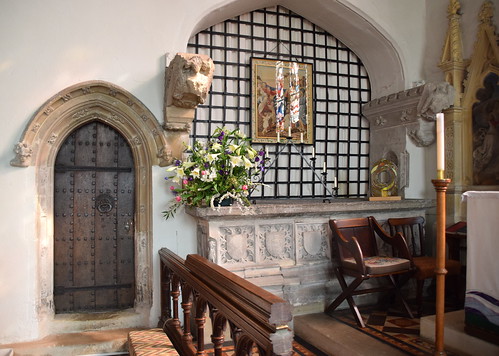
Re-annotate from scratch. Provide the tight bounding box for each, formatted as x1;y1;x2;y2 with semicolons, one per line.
255;157;260;162
188;176;194;181
258;150;265;156
204;163;210;168
174;160;181;166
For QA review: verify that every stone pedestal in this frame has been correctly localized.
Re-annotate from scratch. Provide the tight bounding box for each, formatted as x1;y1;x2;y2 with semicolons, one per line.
187;199;435;312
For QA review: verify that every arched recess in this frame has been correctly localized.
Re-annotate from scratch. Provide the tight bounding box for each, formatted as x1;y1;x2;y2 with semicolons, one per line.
11;80;171;332
189;0;405;98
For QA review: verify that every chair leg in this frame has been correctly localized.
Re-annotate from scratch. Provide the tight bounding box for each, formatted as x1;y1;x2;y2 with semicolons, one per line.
388;274;414;319
416;279;424;317
326;268;365;328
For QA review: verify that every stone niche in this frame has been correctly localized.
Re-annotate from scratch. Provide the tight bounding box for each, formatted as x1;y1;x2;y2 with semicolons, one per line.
362;82;455;197
187;199;434;313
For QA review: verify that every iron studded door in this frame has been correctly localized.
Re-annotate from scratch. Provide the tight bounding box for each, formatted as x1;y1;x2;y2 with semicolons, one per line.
54;121;135;313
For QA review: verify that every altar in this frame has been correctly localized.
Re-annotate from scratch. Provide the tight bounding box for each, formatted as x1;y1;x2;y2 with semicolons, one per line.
187;198;435;312
463;191;499;344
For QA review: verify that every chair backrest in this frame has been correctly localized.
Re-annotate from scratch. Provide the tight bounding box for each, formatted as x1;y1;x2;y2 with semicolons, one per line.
387;216;425;257
330;217;379;261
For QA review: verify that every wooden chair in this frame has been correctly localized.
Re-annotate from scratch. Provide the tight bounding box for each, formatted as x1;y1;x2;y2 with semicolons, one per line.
326;216;414;327
387;216;461;316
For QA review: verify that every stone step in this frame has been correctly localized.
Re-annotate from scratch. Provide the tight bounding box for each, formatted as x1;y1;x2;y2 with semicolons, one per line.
0;328;139;356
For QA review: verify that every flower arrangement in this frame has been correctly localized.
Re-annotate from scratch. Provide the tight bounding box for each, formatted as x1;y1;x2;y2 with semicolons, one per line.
163;127;267;219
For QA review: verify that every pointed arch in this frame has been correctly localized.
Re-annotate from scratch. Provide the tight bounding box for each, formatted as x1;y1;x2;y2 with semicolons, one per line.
190;0;405;98
11;80;170;333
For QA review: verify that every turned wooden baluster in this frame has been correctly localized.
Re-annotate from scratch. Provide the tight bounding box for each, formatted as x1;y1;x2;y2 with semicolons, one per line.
158;262;173;326
194;294;207;356
169;275;181;330
181;283;194;346
210;307;227;356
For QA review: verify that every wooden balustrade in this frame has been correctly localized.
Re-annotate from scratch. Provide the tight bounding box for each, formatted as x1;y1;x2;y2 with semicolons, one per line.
158;248;294;355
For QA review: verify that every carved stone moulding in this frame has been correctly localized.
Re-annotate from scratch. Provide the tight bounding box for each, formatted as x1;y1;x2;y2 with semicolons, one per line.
363;82;455;147
11;80;172;168
11;80;163;334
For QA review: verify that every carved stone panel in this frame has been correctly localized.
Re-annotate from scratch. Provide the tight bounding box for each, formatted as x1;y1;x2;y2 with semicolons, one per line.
219;225;255;265
295;223;330;262
257;223;294;263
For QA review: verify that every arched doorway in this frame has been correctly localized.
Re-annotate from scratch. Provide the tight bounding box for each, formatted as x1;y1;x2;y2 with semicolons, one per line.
54;121;135;313
11;80;170;333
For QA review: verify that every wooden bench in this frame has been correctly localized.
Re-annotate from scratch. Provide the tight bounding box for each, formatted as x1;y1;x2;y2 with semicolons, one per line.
139;248;293;355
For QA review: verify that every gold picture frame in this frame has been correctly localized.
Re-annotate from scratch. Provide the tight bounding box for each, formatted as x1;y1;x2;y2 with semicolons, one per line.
250;58;313;144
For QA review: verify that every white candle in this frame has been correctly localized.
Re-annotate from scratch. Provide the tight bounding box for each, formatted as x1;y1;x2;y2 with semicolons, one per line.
288;126;292;137
334;176;337;188
323;162;326;173
436;113;445;173
312;147;315;158
277;131;280;142
300;132;304;143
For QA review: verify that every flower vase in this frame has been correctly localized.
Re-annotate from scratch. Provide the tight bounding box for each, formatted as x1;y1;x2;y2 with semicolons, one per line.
215;197;234;207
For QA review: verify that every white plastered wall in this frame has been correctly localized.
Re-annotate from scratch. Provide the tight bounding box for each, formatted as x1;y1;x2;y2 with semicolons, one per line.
0;0;483;344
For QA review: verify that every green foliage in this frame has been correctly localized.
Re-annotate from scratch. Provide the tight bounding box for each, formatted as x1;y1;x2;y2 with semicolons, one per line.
163;127;268;219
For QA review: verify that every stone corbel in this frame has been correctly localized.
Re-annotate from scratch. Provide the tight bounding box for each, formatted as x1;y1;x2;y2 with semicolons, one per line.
363;82;455;147
11;141;33;167
164;53;215;159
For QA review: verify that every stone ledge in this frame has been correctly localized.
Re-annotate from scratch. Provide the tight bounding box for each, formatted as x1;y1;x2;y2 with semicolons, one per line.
187;199;435;220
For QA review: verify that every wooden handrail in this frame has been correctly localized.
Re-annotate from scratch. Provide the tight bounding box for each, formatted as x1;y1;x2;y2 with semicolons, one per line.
158;248;294;356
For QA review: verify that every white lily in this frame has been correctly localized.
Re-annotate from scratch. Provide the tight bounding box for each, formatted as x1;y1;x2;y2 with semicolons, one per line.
229;144;240;154
207;153;220;163
243;157;253;169
211;142;222;151
229;155;243;167
246;147;257;159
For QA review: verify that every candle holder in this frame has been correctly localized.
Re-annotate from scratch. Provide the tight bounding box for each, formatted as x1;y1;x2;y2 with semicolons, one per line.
252;137;337;200
432;177;451;356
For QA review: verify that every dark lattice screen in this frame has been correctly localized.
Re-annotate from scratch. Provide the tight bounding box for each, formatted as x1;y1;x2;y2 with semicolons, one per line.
187;6;371;200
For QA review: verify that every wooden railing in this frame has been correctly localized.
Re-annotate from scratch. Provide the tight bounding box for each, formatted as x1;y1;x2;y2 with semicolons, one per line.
158;248;294;355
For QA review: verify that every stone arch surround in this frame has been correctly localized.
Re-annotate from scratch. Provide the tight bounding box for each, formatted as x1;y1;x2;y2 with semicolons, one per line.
11;80;170;334
190;0;405;98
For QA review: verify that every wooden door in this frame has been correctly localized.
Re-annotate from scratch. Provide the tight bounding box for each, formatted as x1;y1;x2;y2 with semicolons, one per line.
54;121;135;313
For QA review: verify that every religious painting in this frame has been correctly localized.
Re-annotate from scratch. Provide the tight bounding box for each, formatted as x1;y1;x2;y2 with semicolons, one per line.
472;72;499;185
250;58;313;144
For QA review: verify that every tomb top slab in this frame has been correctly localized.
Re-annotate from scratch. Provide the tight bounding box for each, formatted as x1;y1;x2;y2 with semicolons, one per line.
186;198;435;220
